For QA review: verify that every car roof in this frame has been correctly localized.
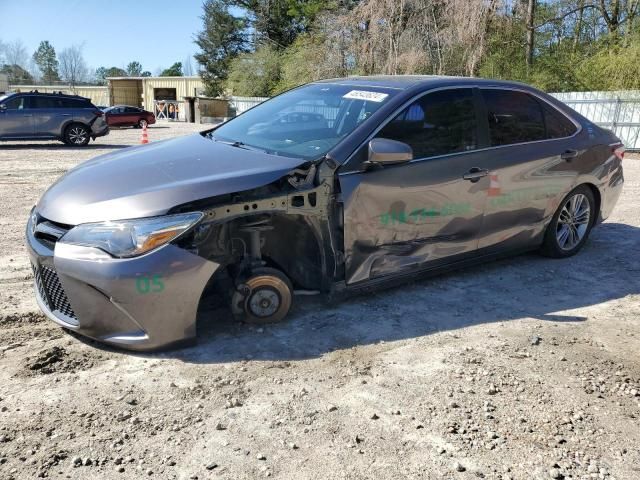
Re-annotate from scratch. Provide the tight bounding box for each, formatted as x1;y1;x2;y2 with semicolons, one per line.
313;75;537;91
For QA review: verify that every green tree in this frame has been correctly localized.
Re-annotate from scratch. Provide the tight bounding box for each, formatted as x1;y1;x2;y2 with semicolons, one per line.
228;0;332;48
226;44;281;96
94;66;108;85
126;61;143;76
141;71;152;77
106;67;127;77
160;62;183;76
32;41;59;84
95;66;127;84
194;0;249;97
1;64;33;84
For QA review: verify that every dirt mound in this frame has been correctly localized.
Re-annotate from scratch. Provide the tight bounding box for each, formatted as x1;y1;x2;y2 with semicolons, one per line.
0;311;46;327
19;346;100;376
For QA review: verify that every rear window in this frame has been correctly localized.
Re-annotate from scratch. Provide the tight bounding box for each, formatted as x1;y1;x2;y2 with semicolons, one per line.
31;97;59;109
482;89;546;146
60;98;91;108
541;102;578;138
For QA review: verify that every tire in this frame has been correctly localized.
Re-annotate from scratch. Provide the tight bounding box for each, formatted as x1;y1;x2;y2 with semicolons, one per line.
540;185;596;258
137;119;148;129
63;124;90;146
231;267;293;324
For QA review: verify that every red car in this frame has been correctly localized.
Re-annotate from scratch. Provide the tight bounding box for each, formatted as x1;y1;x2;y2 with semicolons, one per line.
104;105;156;128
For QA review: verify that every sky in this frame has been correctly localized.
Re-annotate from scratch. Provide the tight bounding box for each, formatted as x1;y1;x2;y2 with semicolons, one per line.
0;0;209;76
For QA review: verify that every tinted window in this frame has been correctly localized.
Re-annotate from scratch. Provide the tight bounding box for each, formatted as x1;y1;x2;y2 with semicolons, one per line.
60;98;89;108
482;90;545;146
125;107;141;113
31;96;60;109
3;96;27;110
542;102;577;138
376;88;477;158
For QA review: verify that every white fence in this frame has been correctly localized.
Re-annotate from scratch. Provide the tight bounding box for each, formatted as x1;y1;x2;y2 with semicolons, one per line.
551;90;640;151
229;96;268;115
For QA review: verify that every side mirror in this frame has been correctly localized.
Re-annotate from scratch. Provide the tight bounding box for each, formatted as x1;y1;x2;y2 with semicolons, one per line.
0;104;6;112
367;138;413;166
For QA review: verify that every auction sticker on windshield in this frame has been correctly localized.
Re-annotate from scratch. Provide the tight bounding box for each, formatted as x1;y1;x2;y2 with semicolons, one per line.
343;90;389;102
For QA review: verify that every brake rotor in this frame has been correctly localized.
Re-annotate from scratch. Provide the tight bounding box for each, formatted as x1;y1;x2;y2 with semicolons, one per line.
234;269;292;324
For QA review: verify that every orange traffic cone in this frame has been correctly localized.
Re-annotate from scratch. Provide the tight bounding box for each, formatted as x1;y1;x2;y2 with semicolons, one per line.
488;174;501;197
140;124;149;144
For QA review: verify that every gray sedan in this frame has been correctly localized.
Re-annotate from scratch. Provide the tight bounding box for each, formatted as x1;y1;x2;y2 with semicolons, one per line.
26;76;624;350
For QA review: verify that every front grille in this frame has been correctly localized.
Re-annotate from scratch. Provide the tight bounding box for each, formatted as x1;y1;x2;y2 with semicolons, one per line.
32;264;77;321
33;218;71;245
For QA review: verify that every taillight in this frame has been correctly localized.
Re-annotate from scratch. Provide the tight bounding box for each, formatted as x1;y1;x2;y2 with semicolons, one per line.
613;144;625;161
93;110;104;117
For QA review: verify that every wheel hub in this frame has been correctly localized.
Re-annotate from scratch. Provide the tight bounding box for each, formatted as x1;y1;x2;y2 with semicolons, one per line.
249;289;280;317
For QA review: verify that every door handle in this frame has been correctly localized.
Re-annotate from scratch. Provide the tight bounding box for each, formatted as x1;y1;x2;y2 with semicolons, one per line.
22;114;33;117
463;167;489;182
560;149;578;161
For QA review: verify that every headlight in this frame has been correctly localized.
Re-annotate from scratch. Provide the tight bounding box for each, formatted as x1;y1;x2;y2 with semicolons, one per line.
60;212;203;258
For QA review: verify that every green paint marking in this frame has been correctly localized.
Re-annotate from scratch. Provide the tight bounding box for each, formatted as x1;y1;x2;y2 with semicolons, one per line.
135;274;165;294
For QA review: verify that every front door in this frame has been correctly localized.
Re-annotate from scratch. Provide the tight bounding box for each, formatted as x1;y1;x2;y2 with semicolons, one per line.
339;88;491;285
0;95;33;138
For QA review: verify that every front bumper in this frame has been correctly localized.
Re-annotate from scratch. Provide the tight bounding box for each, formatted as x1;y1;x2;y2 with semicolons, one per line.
26;213;219;351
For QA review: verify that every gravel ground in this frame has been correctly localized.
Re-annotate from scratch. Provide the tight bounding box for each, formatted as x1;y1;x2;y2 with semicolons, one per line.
0;124;639;480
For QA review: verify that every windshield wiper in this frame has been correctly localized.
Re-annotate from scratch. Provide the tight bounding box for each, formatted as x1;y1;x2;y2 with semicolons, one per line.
210;136;272;154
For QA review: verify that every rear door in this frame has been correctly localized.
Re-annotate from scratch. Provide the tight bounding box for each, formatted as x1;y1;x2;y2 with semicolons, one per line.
475;88;581;251
31;96;68;137
0;95;34;138
339;88;492;285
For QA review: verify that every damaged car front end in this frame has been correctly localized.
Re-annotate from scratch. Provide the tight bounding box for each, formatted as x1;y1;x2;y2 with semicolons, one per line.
25;82;386;350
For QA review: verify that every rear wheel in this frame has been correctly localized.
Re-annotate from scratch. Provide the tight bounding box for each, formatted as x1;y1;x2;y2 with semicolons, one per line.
63;124;90;146
138;118;148;128
231;268;293;324
541;185;596;258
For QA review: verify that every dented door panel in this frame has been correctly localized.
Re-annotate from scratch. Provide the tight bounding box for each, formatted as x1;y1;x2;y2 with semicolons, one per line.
339;152;491;285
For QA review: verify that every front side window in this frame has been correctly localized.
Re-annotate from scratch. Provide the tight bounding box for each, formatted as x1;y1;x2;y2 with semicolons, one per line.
482;89;546;146
209;83;398;160
375;88;478;159
3;96;27;110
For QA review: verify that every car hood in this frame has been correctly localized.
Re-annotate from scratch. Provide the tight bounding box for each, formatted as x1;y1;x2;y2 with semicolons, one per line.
37;133;307;225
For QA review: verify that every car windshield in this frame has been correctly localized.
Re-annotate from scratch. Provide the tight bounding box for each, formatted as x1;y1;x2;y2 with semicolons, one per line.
208;83;398;160
0;94;9;103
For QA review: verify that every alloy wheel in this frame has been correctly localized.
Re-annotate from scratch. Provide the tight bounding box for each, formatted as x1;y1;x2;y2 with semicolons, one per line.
69;127;88;145
556;193;591;251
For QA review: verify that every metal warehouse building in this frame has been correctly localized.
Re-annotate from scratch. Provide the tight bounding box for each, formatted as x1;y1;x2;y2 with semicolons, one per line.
107;76;205;122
